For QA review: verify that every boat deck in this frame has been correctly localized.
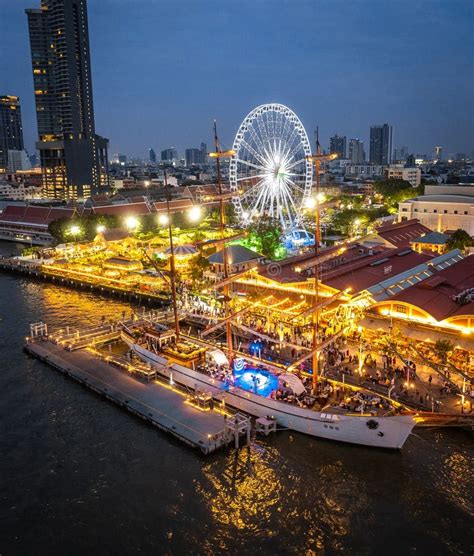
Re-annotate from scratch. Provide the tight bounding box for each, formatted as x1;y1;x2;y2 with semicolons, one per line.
25;339;232;454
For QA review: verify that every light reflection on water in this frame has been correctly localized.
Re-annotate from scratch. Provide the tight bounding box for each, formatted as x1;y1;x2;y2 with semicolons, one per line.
0;241;473;554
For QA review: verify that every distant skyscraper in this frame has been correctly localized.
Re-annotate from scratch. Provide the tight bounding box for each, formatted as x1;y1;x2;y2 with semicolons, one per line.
185;148;206;167
118;154;127;165
26;0;109;199
0;96;24;172
393;146;408;163
149;147;156;163
161;147;178;163
348;138;365;164
369;124;393;165
434;146;443;161
8;150;31;172
329;134;346;159
200;142;207;163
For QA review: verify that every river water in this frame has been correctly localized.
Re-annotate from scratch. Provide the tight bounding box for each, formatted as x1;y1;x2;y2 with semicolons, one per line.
0;242;473;555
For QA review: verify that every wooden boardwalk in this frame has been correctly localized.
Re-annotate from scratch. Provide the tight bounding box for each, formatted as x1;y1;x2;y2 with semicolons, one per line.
25;340;232;454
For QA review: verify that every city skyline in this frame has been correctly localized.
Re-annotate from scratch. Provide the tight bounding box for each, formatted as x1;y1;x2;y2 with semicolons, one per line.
1;0;473;158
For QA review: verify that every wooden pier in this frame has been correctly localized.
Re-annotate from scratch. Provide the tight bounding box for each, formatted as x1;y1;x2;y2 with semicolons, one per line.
24;336;239;454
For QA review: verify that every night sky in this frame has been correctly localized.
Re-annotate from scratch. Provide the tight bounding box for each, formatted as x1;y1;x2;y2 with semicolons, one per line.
1;0;473;158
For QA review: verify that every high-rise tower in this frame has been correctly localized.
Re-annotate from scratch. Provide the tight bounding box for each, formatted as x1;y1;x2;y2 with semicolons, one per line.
329;134;346;159
0;96;24;172
369;124;393;165
26;0;109;199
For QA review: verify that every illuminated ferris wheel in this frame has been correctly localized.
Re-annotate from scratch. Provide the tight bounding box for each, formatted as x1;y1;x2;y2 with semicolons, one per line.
229;103;313;230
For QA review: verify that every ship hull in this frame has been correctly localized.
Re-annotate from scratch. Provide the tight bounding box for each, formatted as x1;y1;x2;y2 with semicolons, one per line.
123;333;415;449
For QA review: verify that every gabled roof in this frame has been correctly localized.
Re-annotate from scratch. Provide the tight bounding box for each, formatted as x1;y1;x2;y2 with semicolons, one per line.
410;231;449;245
153;199;193;213
92;202;151;216
208;244;263;265
375;219;432;248
367;250;464;303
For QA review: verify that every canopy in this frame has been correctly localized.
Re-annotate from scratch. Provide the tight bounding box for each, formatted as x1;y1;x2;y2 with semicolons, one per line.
206;349;229;366
278;373;306;395
165;244;198;256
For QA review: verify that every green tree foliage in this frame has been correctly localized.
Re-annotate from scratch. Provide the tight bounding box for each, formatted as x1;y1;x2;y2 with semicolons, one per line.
247;216;282;259
190;253;210;286
433;339;454;364
330;207;389;235
373;178;422;208
48;214;119;243
446;229;473;251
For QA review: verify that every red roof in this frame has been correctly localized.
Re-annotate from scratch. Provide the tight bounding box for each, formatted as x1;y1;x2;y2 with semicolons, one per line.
92;202;152;216
389;255;474;321
322;247;435;294
153;199;193;213
0;204;77;226
376;219;431;247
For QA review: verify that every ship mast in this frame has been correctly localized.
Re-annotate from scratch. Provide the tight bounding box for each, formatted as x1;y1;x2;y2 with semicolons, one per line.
306;128;337;392
211;121;234;365
164;169;180;341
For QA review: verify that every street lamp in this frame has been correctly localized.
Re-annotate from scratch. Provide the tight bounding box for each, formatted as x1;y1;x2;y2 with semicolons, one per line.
69;225;81;242
158;213;169;226
187;205;202;223
126;216;139;231
96;224;106;234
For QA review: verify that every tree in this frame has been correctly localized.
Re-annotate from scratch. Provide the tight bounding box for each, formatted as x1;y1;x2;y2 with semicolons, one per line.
373;178;421;208
247;216;282;259
446;229;473;252
190;253;210;286
433;339;454;364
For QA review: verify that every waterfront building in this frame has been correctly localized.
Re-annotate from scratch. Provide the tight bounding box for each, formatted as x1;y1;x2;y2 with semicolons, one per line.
369;124;393;165
0;204;77;244
348;138;365;164
398;195;474;234
386;164;421;186
25;0;109;200
0;96;24;173
329;135;346;159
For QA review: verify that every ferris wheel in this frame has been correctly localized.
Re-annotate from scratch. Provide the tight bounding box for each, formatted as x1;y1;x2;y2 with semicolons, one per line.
229;103;313;230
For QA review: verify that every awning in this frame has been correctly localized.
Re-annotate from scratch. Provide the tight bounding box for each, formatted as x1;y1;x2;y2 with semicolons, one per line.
278;373;306;395
206;349;229;366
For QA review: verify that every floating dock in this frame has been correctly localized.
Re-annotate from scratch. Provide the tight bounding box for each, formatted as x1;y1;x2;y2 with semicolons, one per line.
25;337;239;454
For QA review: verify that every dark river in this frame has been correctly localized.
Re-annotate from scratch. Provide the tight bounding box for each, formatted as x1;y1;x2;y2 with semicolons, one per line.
0;242;473;555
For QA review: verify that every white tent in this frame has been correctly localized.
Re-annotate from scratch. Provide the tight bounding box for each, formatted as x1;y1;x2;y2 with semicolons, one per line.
206;349;229;366
278;373;306;395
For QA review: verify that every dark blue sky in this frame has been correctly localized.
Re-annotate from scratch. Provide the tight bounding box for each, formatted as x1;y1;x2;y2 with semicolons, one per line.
1;0;473;158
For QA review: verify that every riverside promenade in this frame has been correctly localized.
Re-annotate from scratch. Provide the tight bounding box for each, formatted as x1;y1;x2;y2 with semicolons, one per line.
25;337;234;454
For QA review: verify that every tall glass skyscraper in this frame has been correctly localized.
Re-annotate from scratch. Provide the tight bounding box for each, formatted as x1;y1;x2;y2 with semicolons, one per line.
26;0;109;199
0;96;24;172
369;124;393;165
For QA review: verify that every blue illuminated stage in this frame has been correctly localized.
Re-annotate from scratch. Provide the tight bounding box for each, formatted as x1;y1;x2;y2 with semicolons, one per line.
233;362;278;397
